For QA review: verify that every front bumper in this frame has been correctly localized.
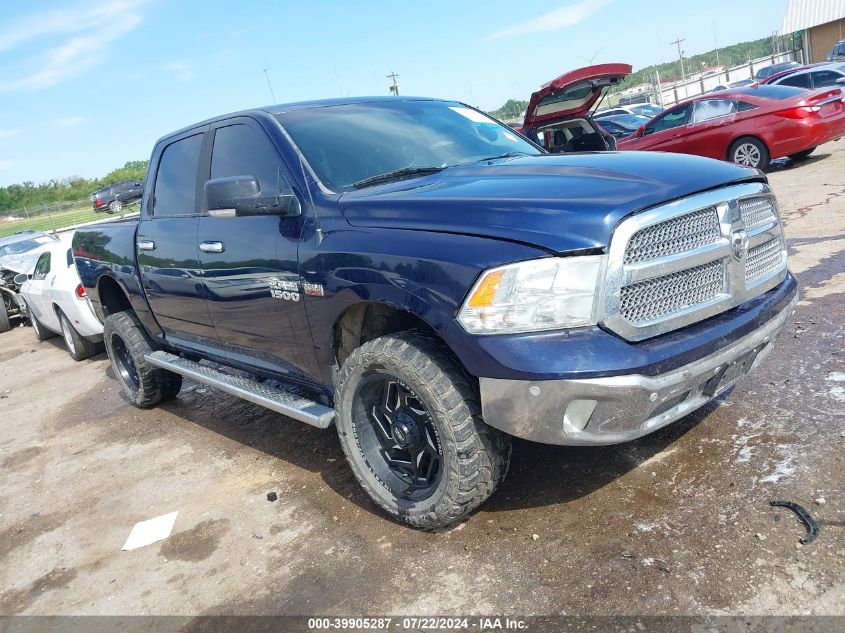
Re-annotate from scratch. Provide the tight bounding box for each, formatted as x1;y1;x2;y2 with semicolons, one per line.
479;294;797;446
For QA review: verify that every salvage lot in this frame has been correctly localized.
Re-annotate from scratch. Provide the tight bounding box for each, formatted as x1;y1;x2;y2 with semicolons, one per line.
1;144;844;617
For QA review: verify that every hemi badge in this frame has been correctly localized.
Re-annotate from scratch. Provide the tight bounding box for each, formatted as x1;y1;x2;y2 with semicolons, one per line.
303;283;325;297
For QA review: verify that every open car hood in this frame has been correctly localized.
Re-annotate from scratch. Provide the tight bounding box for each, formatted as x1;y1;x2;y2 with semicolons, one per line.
523;63;632;129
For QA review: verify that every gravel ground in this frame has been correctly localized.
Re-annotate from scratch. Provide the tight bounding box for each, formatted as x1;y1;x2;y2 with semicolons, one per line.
0;141;843;621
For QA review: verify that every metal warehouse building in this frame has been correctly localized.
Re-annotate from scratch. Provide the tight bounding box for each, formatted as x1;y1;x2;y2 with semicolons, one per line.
782;0;845;62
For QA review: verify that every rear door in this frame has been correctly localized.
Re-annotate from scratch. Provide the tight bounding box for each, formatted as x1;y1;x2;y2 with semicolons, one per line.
137;128;217;345
196;117;318;380
685;98;738;159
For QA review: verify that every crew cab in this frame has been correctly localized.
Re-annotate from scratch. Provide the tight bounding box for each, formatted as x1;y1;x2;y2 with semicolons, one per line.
73;96;797;528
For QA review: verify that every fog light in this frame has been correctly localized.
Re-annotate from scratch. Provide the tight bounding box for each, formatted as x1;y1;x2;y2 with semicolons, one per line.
563;399;598;433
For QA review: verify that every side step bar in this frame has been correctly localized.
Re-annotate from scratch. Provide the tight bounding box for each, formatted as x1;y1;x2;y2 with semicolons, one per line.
144;351;335;429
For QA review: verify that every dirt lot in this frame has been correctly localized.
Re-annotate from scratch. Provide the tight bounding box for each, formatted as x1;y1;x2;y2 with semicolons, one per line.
1;142;843;620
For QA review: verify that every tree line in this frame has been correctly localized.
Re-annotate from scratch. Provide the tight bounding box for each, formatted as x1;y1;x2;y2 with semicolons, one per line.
0;160;149;213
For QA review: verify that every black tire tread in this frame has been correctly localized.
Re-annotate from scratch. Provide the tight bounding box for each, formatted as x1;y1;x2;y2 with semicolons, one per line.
30;311;55;341
103;311;182;408
335;332;510;529
0;299;11;334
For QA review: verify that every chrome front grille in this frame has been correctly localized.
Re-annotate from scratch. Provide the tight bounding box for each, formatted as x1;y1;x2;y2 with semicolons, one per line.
602;183;788;341
620;261;725;324
624;207;721;264
746;237;784;285
739;196;777;230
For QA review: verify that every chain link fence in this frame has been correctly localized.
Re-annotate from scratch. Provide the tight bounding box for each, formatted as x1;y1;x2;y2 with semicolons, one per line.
0;198;139;238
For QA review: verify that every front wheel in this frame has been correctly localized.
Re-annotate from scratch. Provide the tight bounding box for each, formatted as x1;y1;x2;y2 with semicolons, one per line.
30;310;55;341
0;298;10;333
729;136;770;170
334;332;511;529
103;311;182;407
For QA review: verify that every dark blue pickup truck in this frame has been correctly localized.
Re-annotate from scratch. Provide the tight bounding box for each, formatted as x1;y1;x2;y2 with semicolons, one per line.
73;96;797;528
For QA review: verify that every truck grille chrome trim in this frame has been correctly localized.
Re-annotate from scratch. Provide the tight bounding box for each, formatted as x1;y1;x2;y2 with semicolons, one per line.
601;182;787;341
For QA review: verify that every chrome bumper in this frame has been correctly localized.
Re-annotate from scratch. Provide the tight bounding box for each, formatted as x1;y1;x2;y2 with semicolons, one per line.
479;296;796;446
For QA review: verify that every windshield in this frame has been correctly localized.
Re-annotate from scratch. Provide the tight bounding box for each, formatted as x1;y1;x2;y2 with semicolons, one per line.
275;100;541;191
0;238;47;257
630;104;662;118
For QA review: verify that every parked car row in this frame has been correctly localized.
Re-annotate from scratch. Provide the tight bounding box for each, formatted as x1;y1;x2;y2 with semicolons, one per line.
0;230;103;360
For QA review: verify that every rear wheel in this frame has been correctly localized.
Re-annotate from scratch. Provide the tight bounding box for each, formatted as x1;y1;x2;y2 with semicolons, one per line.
334;332;511;529
788;147;816;161
103;311;181;407
59;311;97;361
729;136;770;170
0;298;10;334
30;310;55;341
109;199;123;213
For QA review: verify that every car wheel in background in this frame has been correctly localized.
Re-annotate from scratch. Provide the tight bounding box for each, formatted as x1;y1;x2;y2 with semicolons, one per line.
788;147;816;161
334;332;511;529
59;311;97;361
729;136;770;170
30;310;56;341
0;299;10;333
109;200;123;213
103;311;182;407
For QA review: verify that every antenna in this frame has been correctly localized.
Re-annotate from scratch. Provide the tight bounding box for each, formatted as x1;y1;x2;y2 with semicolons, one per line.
262;63;277;103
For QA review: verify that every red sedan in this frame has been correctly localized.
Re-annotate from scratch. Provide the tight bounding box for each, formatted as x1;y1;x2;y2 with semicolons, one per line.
617;84;845;169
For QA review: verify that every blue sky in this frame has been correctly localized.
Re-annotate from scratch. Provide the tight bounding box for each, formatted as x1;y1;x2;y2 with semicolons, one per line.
0;0;789;186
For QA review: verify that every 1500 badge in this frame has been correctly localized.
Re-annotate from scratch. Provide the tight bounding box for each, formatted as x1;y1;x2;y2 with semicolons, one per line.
269;278;300;302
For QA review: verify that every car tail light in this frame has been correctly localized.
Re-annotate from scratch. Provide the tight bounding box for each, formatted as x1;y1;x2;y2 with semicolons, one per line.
75;284;86;299
775;106;820;119
95;198;103;207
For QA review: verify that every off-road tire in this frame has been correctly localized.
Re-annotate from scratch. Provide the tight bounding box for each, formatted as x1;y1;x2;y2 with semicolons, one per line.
729;136;770;170
788;147;816;161
0;298;11;333
30;310;55;341
334;332;511;529
59;311;98;362
103;311;182;408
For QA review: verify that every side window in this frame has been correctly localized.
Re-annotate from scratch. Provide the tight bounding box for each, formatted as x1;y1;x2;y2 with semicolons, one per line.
152;133;203;217
33;253;51;279
66;248;73;267
738;101;758;112
692;99;737;123
645;103;692;134
209;123;292;196
779;73;810;88
810;71;843;88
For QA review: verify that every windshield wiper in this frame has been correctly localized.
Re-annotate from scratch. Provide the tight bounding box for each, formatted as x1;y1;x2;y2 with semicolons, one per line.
353;166;445;189
476;151;533;163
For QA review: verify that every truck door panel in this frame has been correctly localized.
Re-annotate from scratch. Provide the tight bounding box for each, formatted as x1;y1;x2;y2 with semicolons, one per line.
197;119;319;381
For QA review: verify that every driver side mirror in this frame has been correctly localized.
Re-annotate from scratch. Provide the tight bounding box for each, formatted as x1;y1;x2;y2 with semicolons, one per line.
14;273;30;285
635;125;647;138
205;176;301;218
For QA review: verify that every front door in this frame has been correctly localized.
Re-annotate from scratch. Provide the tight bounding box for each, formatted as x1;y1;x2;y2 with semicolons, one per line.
26;251;60;331
138;129;217;345
197;118;318;381
634;102;694;153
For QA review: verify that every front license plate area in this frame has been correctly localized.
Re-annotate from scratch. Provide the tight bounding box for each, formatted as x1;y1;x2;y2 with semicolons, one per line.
703;348;761;398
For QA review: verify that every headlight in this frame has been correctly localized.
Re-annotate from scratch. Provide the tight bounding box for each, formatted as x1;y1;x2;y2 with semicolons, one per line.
457;256;604;334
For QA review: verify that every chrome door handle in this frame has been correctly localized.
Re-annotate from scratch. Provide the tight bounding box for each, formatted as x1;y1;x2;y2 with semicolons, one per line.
199;241;225;253
137;240;155;251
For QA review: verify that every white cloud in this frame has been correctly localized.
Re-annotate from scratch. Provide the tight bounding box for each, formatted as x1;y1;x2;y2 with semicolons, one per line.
0;1;147;94
0;128;19;138
0;160;16;172
50;116;88;127
488;0;613;39
164;61;194;82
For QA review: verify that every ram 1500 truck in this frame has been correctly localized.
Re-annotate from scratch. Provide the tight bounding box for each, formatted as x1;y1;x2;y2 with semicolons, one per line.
73;93;797;528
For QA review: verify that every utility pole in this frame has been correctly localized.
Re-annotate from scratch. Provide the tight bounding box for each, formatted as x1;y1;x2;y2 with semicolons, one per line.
713;20;720;67
387;72;400;96
262;64;276;103
670;37;686;97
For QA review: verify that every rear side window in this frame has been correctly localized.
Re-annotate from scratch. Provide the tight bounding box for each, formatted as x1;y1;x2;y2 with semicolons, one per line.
811;70;843;88
209;124;292;196
738;101;758;112
153;133;203;216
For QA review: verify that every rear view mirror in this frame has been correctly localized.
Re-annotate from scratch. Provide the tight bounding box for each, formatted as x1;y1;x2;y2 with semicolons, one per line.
204;176;301;218
14;273;29;285
635;125;646;138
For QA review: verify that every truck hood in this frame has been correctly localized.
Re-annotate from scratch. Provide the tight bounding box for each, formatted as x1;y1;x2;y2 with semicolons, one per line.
339;152;762;254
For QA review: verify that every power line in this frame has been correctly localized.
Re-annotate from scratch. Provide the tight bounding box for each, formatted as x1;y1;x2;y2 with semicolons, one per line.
262;64;276;103
670;37;686;84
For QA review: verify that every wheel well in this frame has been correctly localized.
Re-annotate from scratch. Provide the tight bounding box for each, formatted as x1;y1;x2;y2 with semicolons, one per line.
98;275;132;317
333;303;438;367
